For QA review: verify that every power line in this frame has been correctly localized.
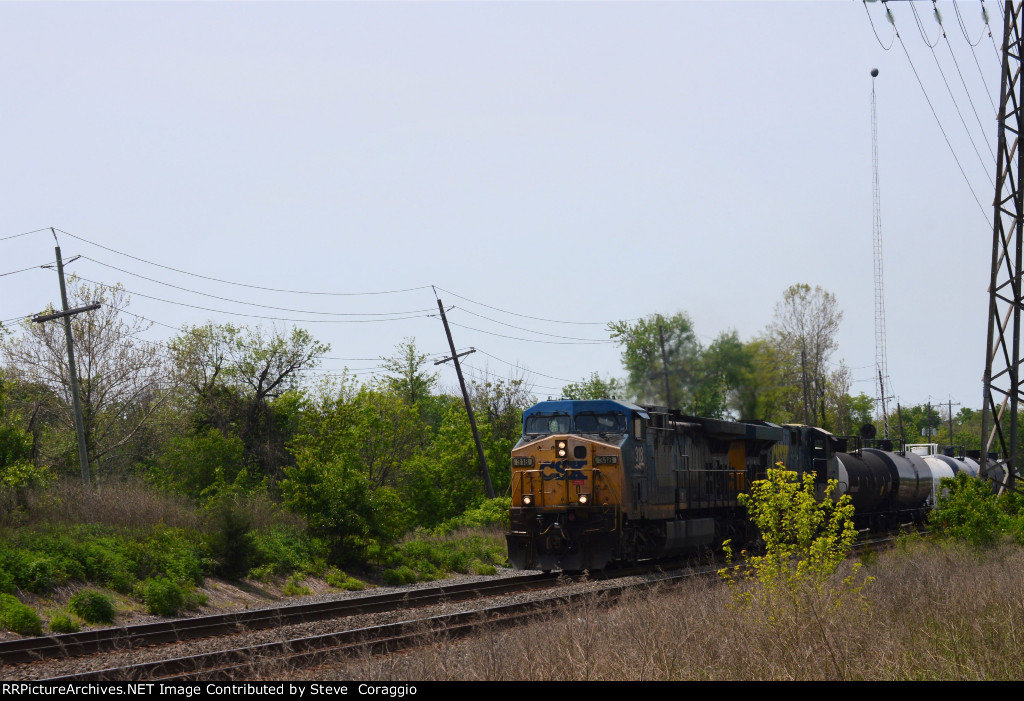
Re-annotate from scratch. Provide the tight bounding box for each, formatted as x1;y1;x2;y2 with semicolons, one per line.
942;26;997;161
443;319;615;345
72;275;434;325
0;263;48;278
79;255;435;318
459;362;562;394
0;228;48;243
908;0;941;47
863;0;896;50
913;1;996;184
952;0;989;47
54;228;433;297
952;0;1000;122
473;348;578;384
893;15;991;222
433;285;624;326
450;306;615;343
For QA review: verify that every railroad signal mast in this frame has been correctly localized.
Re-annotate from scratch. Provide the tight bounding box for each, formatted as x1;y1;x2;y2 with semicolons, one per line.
981;1;1024;492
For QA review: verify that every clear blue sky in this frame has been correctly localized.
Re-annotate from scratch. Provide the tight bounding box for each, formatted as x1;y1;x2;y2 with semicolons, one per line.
0;1;1002;416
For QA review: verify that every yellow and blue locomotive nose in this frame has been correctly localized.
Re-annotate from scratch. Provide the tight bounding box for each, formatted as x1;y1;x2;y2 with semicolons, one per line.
507;432;624;570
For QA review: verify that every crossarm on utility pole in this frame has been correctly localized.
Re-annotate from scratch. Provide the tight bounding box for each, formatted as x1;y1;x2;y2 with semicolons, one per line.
32;241;99;486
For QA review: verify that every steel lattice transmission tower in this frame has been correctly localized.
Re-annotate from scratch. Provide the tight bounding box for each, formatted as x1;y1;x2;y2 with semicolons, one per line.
981;1;1024;491
871;67;891;440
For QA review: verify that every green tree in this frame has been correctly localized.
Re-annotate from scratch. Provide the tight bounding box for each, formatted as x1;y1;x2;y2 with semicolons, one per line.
380;337;437;406
470;372;534;445
346;386;426;488
561;372;620;400
0;370;47;494
831;391;875;438
403;404;497;527
168;323;328;481
730;337;798;422
608;313;700;408
151;427;247;499
1;278;167;479
767;284;843;427
609;314;759;417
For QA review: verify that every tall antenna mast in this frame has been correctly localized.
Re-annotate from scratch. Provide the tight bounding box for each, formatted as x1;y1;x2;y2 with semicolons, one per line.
871;67;891;439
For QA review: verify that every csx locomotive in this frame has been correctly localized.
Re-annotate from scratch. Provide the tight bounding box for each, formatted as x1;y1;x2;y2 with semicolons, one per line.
505;398;989;571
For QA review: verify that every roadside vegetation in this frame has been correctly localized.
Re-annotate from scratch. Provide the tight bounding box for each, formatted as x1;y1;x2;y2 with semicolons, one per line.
293;469;1024;681
0;476;508;632
0;276;1008;640
301;539;1024;681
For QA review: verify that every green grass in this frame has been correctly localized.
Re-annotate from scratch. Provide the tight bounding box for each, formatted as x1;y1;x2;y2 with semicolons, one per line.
381;528;506;583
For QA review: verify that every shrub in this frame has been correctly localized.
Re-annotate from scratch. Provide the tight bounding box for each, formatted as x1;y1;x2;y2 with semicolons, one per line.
382;565;418;585
49;611;80;634
248;526;324;578
282;573;311;596
207;496;256;579
68;589;116;625
724;467;859;588
0;594;42;636
929;472;1007;547
0;566;14;594
325;568;366;591
183;589;208;611
139;577;185;617
434;497;511;534
469;560;497;576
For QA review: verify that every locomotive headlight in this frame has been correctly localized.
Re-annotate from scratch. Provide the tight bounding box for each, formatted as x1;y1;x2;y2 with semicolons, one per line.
556;440;568;458
523;495;533;506
578;494;589;505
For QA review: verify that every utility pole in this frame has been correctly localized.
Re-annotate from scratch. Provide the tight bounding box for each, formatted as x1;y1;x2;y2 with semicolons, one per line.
896;402;906;452
947;398;961;454
34;234;100;486
434;297;495;499
657;318;673;409
801;345;810;425
878;370;891;440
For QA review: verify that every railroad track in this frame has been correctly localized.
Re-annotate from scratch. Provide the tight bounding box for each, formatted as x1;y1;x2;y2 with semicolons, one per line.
1;560;686;681
3;541;897;682
33;562;721;682
0;571;564;667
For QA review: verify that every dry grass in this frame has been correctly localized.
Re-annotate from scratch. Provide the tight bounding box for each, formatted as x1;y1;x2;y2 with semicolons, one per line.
6;476;204;531
284;539;1024;681
1;477;304;533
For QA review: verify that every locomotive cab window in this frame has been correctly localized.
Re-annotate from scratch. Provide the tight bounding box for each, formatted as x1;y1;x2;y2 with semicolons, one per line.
524;413;570;435
632;417;647;441
574;412;627;433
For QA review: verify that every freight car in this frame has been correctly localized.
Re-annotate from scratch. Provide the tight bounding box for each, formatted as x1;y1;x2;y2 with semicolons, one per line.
505;398;971;571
